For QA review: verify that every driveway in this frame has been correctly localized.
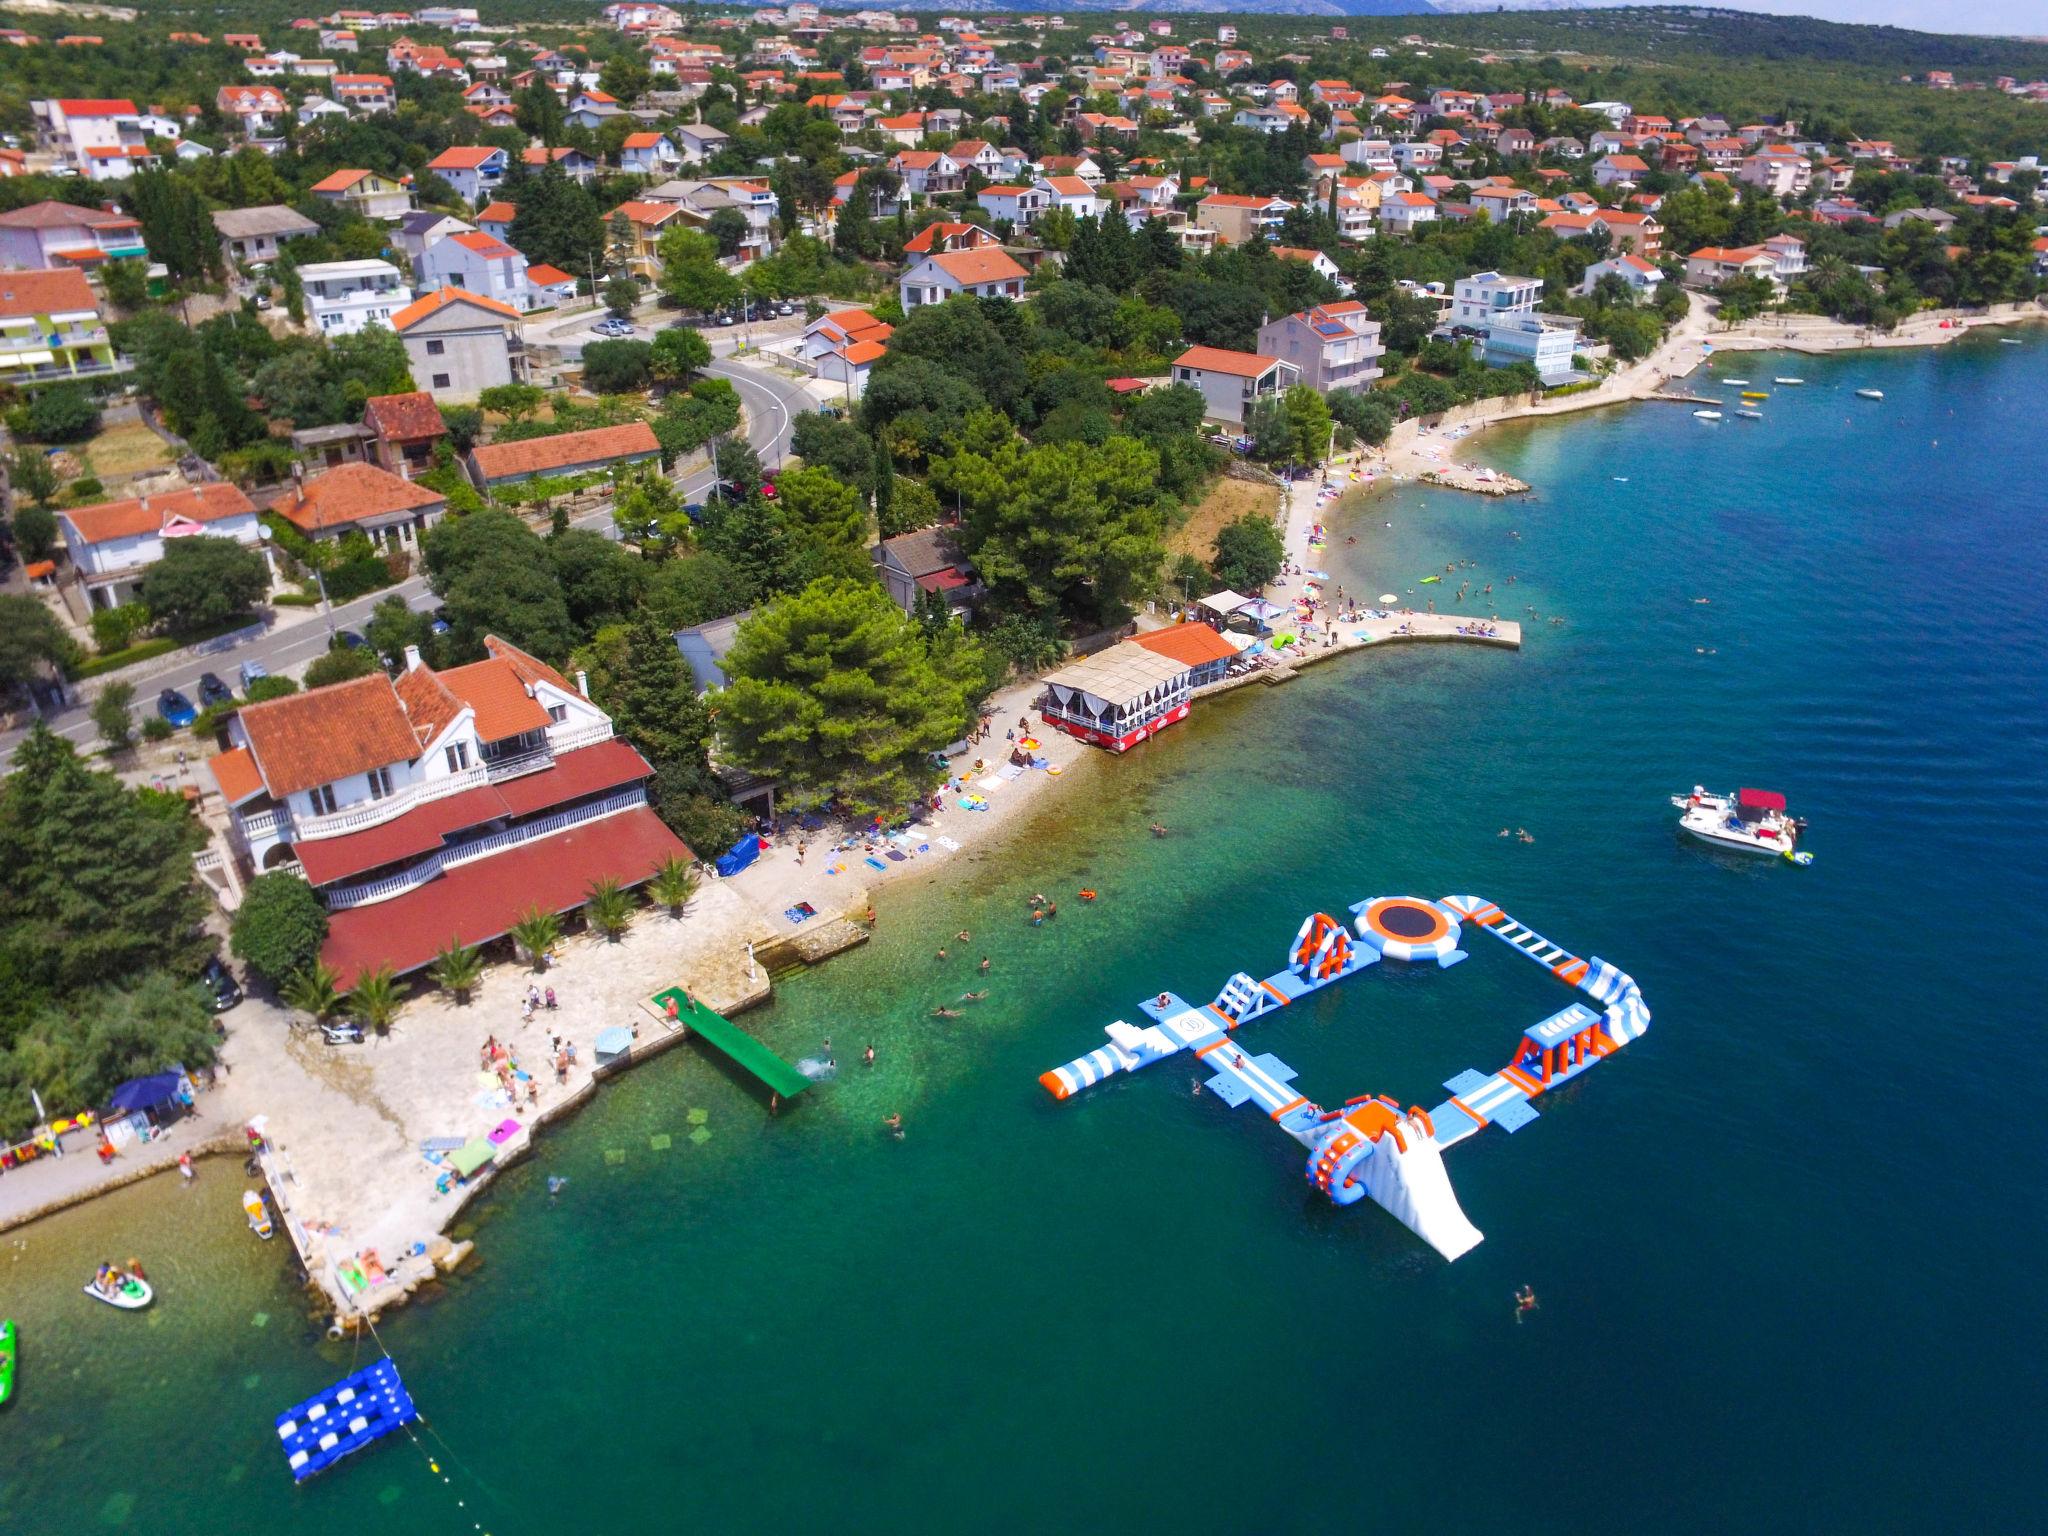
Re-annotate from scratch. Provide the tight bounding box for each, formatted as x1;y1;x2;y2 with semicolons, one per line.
0;351;816;769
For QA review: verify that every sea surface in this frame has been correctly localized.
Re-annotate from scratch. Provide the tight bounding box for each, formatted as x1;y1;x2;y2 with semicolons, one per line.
3;335;2045;1534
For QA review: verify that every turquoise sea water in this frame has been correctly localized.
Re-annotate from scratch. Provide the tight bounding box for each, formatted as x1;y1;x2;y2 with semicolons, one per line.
3;336;2045;1533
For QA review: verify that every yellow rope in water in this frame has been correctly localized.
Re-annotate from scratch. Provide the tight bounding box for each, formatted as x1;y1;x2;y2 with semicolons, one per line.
362;1312;500;1536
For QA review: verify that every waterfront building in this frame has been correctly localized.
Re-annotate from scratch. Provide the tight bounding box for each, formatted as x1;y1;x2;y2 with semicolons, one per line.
1171;345;1301;427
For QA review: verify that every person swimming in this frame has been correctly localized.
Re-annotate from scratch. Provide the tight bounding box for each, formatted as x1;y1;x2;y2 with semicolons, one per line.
960;990;988;1003
932;1006;964;1018
1514;1285;1539;1319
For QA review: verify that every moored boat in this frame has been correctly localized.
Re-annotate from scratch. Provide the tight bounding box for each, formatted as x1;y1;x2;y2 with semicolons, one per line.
83;1273;153;1310
1855;388;1883;400
1736;408;1764;420
1740;390;1769;400
1773;376;1804;385
1692;409;1722;420
0;1318;15;1406
244;1189;274;1240
1672;786;1811;864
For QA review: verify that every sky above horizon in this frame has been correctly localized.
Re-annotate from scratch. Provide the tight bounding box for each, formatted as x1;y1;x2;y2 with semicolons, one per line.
1554;1;2044;36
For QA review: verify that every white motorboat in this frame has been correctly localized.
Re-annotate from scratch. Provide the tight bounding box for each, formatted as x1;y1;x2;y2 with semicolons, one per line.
1774;376;1804;385
244;1189;274;1240
1725;377;1750;385
1692;409;1723;420
1855;388;1883;400
1736;409;1764;420
83;1274;153;1310
1998;337;2021;345
1672;786;1811;864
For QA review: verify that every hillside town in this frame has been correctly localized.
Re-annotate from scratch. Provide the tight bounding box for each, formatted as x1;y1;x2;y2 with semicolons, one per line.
0;3;2043;1308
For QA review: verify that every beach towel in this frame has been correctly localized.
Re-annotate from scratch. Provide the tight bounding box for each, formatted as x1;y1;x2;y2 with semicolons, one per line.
885;850;907;861
998;763;1024;780
865;856;888;871
825;861;847;875
936;835;962;851
977;774;1006;792
487;1119;521;1146
783;905;813;924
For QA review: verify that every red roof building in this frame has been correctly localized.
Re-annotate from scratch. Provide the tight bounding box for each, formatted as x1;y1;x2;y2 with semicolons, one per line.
208;638;687;988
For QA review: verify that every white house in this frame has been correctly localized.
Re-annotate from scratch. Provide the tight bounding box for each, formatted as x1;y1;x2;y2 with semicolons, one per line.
803;306;891;399
1441;271;1581;383
1378;192;1439;236
1255;302;1383;394
1035;175;1104;220
620;131;680;178
426;145;510;205
57;483;271;612
1578;253;1662;300
899;246;1028;311
300;259;413;335
414;230;535;311
1170;345;1300;427
978;183;1048;228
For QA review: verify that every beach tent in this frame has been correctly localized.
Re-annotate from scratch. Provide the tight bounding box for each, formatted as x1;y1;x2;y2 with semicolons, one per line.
106;1070;188;1115
449;1138;496;1179
1196;590;1252;622
714;833;766;877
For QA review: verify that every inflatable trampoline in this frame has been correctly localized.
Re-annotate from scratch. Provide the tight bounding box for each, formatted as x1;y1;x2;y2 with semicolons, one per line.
1352;896;1465;967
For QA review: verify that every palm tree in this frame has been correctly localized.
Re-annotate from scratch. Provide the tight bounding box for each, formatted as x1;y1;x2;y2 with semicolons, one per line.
647;855;698;919
349;965;402;1035
510;906;561;971
282;962;341;1021
429;938;484;1004
584;875;633;942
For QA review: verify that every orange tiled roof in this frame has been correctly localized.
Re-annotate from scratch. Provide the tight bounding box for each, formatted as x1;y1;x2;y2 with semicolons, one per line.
922;247;1028;285
470;422;660;483
0;266;97;318
60;482;253;544
390;286;522;330
238;673;421;798
1175;344;1282;379
434;657;551;742
273;462;445;534
1132;622;1238;667
428;145;504;170
206;745;266;805
363;390;445;442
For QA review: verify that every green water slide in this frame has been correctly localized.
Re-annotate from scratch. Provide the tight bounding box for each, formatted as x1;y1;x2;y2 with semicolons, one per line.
649;991;810;1099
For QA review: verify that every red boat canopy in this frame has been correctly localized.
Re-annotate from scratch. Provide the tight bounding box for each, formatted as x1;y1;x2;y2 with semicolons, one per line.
1737;788;1786;811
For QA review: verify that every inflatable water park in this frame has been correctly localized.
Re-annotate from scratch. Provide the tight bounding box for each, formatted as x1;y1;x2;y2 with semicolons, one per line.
1039;894;1651;1261
275;1358;419;1481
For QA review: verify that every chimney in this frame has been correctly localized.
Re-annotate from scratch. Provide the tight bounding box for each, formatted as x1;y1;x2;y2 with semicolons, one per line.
575;669;589;698
403;644;423;672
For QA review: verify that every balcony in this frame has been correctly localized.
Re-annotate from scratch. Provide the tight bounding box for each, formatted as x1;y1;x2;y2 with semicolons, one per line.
291;760;492;842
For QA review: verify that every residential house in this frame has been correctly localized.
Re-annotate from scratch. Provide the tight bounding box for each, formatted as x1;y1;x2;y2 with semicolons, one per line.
390;287;527;398
1440;270;1581;384
0;200;146;269
619;131;680;178
1194;192;1290;245
1035;175;1104;220
948;138;1004;179
1578;253;1662;301
643;179;778;263
272;461;446;550
216;84;290;140
207;641;686;989
301;259;411;335
1598;208;1662;257
1684;244;1784;287
899;246;1028;310
607;200;691;280
520;146;598;183
310;167;414;221
872;525;978;614
476;201;517;242
1256;301;1383;394
1170;345;1300;427
1269;245;1346;288
671;122;729;164
298;94;352;126
1378;192;1439;236
978;183;1047;228
526;264;577;308
33;98;144;170
1594;153;1650;188
1469;183;1536;223
1037;154;1102;183
426;145;510;205
57;483;267;611
802;307;891;398
892;150;963;198
1739;145;1811;197
362;390;449;478
0;267;126;390
902;222;996;256
415;230;536;311
333;74;397;113
468;422;662;488
213;205;320;269
80;146;156;182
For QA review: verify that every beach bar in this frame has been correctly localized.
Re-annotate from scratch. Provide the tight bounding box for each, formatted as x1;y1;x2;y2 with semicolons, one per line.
1037;642;1193;752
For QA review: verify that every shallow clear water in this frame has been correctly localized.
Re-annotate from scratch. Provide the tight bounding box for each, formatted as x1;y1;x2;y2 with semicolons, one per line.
2;336;2044;1533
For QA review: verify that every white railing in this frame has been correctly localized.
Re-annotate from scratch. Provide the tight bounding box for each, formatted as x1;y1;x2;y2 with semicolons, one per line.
546;717;615;754
291;760;491;841
484;744;554;783
320;789;644;909
237;807;291;842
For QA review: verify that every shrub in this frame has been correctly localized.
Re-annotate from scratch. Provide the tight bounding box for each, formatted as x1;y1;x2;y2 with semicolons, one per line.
66;476;103;503
141;715;174;741
19;385;101;443
91;681;135;749
9;502;57;561
91;602;154;655
231;871;330;985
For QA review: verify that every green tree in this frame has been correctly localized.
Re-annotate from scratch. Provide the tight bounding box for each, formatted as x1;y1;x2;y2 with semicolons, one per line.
19;385;100;443
1211;513;1286;593
1281;383;1334;466
603;273;641;316
9;447;58;510
584;874;633;941
706;206;749;259
507;164;604;278
714;578;987;813
0;972;218;1136
478;382;545;421
91;681;136;750
655;227;741;313
1327;388;1395;447
647;854;698;918
0;594;79;687
230;869;331;985
128;170;220;282
650;325;711;384
580;338;653;393
547;527;646;637
773;465;873;584
423;508;578;663
439;404;484;453
509;906;561;970
101;257;149;310
429;938;484;1003
9;501;56;563
304;642;382;689
0;727;209;998
136;536;270;636
244;675;299;703
364;592;435;669
347;964;402;1033
515;80;566;145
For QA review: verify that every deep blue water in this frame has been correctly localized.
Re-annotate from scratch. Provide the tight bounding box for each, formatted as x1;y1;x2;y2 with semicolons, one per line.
1;333;2044;1534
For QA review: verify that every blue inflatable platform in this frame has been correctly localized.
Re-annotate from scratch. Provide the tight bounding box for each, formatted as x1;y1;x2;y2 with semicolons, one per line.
275;1358;419;1482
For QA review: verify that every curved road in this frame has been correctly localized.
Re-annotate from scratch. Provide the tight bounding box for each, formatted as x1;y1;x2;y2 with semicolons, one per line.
0;351;814;769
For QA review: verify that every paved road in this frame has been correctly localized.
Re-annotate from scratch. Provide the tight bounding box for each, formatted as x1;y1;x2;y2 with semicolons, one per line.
0;352;814;769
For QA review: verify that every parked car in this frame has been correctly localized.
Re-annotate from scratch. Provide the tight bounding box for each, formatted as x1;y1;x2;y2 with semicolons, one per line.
775;301;796;317
592;318;636;338
336;629;368;650
196;672;233;708
200;955;243;1012
238;659;269;691
156;688;197;727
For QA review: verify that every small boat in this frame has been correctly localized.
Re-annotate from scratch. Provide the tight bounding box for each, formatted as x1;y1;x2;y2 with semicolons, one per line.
1855;388;1883;400
83;1274;153;1310
1692;409;1722;421
1740;390;1769;400
1724;377;1749;385
1998;337;2022;345
1611;475;1629;482
244;1189;274;1240
0;1318;15;1406
1736;409;1764;420
1773;376;1804;385
1672;786;1809;862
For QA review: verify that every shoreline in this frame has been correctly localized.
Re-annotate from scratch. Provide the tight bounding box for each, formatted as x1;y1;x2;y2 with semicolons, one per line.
11;296;2037;1333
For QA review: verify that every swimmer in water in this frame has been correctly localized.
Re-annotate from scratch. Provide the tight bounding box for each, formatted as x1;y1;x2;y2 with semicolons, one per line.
1150;823;1168;838
864;1044;875;1066
1191;1079;1203;1097
1515;1285;1539;1320
960;990;988;1003
884;1113;904;1140
932;1006;964;1018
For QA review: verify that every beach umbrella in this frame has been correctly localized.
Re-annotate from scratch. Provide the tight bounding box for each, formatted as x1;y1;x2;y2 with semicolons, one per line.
1379;594;1397;605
